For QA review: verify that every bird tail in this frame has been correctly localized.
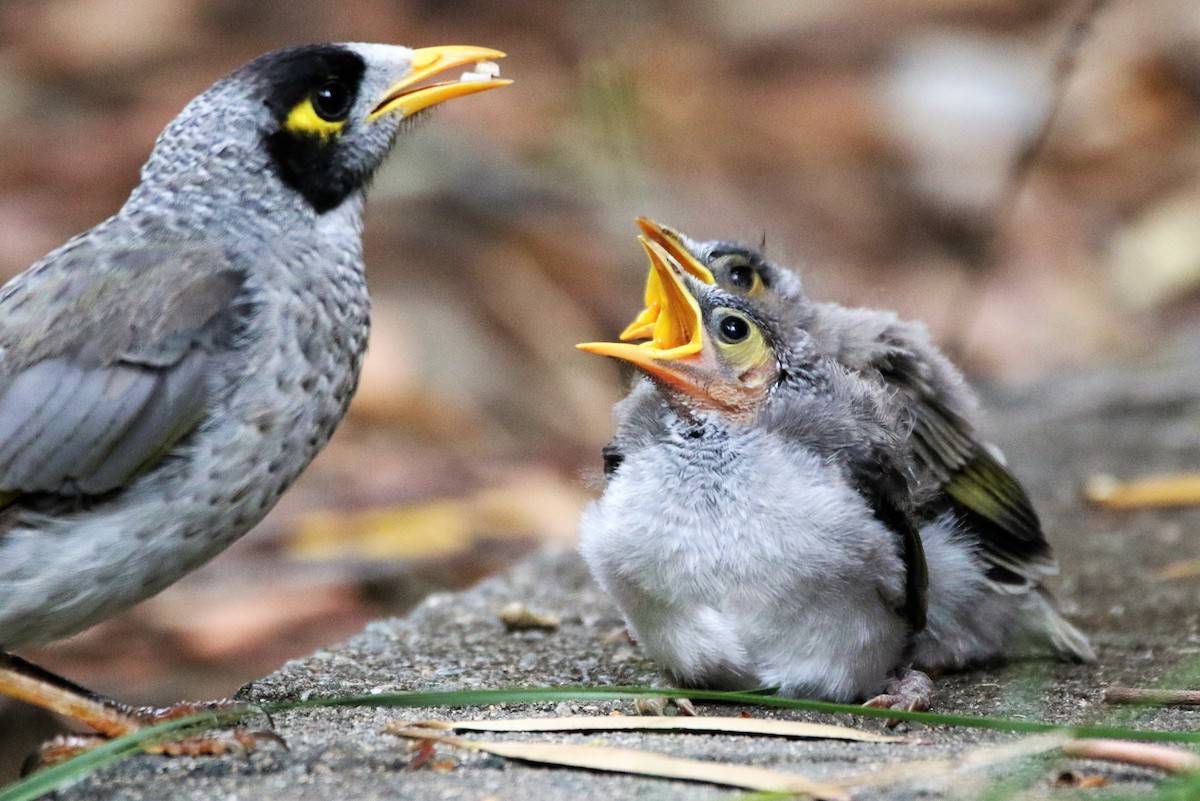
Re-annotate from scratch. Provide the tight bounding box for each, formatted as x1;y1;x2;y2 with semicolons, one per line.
1017;589;1096;663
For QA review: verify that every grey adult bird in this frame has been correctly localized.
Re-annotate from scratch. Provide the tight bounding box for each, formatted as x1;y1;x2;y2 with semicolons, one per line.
0;42;508;759
577;235;1092;709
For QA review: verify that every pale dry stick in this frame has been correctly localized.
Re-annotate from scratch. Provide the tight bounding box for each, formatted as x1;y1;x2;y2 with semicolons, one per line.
386;725;851;800
1104;687;1200;707
410;715;902;742
1063;739;1200;774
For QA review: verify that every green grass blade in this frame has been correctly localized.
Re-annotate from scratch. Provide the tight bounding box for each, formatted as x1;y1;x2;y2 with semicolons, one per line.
5;683;1200;801
0;712;235;801
284;686;1200;743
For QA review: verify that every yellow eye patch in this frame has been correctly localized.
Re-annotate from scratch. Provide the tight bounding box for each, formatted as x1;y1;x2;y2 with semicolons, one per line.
284;97;346;140
714;257;765;299
711;309;770;376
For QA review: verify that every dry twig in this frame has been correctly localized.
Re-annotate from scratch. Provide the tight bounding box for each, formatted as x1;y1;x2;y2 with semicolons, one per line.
1104;687;1200;707
1063;739;1200;774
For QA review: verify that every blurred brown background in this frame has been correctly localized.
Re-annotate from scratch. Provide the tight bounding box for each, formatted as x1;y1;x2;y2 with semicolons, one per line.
1;0;1199;779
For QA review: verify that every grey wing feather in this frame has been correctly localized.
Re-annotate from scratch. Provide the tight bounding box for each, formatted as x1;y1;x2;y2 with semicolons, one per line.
0;365;62;445
0;362;154;490
865;325;1057;588
31;366;159;487
76;350;211;493
0;240;247;497
0;363;88;476
809;303;1057;587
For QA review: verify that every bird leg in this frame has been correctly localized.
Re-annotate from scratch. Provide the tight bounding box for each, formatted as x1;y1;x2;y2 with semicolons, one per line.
862;667;934;714
1;652;281;769
1;652;137;739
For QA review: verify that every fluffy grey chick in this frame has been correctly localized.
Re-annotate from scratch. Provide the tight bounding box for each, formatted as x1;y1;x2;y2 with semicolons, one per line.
624;219;1094;671
581;233;1093;708
580;238;938;703
0;43;508;757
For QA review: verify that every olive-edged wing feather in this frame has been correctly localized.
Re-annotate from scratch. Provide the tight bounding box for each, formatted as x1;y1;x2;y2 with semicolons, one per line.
876;347;1056;589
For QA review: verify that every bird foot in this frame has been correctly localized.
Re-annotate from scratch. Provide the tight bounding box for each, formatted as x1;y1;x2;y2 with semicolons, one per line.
30;727;285;770
3;654;282;771
862;668;934;722
121;698;260;725
634;696;697;716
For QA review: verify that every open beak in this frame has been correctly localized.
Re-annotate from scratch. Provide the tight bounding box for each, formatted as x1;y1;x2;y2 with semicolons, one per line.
369;45;511;121
619;218;716;341
579;238;719;396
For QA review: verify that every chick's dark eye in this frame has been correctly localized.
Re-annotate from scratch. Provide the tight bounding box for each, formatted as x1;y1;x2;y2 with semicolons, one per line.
727;265;755;291
312;80;352;121
718;314;750;343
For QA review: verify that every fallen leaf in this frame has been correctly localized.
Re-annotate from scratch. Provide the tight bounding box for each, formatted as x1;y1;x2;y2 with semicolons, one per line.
498;602;562;631
1158;561;1200;581
834;734;1071;789
405;738;437;771
1084;473;1200;509
407;715;902;743
385;726;849;799
293;502;474;561
1054;770;1109;788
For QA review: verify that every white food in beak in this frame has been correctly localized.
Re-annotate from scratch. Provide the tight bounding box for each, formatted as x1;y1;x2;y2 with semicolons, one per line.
460;60;501;82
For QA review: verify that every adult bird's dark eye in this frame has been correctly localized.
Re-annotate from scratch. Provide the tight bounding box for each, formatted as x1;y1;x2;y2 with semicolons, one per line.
728;265;755;291
718;315;750;343
312;81;352;121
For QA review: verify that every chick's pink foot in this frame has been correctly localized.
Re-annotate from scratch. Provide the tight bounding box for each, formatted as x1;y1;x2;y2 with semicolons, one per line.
863;668;934;712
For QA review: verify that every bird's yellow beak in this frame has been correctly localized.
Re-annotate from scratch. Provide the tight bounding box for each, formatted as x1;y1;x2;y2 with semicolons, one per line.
579;237;715;395
369;45;511;120
618;218;716;341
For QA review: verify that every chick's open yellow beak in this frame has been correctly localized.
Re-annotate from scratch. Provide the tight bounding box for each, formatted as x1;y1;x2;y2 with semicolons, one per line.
577;237;705;384
369;45;511;120
619;218;715;341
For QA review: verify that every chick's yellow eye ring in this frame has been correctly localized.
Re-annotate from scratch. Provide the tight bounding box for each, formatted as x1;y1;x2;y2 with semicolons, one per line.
711;308;769;373
714;257;764;297
705;255;763;298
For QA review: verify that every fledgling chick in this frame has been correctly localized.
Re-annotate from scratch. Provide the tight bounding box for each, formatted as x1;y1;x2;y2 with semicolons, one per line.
578;233;1092;708
622;220;1096;673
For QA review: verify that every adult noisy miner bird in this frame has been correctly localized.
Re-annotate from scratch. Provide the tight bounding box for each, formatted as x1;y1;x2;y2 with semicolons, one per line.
577;231;1093;709
0;42;508;759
